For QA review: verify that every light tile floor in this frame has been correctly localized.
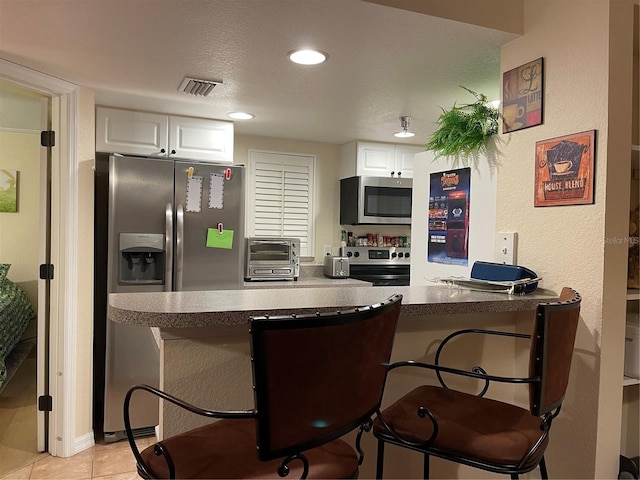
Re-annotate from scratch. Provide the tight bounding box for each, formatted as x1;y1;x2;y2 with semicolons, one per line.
0;437;151;480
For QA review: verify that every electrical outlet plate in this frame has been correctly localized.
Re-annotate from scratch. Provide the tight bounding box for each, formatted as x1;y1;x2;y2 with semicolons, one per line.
495;232;517;265
324;245;332;256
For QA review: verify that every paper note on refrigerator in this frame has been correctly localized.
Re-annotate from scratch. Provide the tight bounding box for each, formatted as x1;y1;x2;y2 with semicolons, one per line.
185;176;203;213
208;172;224;209
206;228;234;249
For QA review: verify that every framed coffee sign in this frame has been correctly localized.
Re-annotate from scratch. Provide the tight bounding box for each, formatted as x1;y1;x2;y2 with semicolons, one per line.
534;130;596;207
502;57;543;133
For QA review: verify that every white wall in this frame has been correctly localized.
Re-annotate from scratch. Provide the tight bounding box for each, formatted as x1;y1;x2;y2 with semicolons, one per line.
0;80;42;131
234;134;342;263
364;0;525;34
75;87;95;440
410;150;497;285
498;1;634;477
0;86;42;307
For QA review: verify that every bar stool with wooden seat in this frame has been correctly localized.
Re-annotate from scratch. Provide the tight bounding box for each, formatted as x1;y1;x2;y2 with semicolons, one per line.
372;288;581;479
124;293;403;479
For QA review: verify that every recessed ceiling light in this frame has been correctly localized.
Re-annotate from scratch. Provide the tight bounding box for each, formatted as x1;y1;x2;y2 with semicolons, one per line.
227;112;255;120
288;49;328;65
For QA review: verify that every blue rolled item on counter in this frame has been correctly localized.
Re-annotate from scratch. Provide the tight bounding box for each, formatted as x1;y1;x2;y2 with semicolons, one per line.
470;261;539;294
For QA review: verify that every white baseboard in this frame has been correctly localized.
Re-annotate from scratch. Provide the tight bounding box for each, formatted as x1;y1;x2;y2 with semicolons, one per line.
74;431;95;455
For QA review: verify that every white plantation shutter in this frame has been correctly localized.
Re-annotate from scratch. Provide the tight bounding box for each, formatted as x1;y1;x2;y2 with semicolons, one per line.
247;151;315;257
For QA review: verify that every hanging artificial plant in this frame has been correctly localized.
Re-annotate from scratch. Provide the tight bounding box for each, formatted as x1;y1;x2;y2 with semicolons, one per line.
425;86;499;165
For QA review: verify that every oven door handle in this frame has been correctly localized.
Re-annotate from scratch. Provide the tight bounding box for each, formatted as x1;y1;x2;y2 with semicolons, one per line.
250;240;290;245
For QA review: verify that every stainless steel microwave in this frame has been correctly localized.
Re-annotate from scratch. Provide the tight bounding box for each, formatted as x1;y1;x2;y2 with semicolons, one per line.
245;237;300;281
340;176;413;225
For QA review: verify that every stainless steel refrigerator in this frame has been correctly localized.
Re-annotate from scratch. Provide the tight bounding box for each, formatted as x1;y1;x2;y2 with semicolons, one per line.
93;153;245;442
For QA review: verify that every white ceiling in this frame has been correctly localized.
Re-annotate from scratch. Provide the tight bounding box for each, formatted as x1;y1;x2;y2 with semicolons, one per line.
0;0;518;146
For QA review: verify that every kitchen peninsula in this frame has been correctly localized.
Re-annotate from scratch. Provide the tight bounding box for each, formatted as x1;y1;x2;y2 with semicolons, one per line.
109;284;556;328
109;284;558;478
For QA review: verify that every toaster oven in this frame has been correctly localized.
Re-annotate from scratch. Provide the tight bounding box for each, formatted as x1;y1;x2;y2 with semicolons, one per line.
245;237;300;281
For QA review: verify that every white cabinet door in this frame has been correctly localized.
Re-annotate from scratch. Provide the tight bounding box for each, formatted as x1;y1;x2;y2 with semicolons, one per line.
96;107;168;156
340;141;423;178
169;116;234;163
356;142;396;176
394;145;423;178
97;107;234;162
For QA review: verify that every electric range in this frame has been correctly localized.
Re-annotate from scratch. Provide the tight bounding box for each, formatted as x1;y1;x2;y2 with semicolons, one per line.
344;246;410;286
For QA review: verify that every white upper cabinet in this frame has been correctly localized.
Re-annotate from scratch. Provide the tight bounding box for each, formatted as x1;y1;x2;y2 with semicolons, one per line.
355;142;396;176
169;116;234;162
339;141;423;179
394;144;423;178
96;108;168;157
96;107;234;163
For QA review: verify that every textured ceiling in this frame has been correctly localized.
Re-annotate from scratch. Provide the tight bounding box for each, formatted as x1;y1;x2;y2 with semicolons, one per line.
0;0;518;146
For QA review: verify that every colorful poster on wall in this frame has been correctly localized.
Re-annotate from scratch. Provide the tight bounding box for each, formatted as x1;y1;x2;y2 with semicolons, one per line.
428;168;471;266
502;57;544;133
0;169;18;213
534;130;595;207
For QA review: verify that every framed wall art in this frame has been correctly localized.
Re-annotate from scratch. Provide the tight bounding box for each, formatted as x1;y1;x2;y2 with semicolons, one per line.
534;130;596;207
0;169;18;213
502;57;544;133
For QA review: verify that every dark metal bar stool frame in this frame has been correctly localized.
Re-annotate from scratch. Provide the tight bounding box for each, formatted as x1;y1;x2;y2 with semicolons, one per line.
373;288;581;480
123;293;403;479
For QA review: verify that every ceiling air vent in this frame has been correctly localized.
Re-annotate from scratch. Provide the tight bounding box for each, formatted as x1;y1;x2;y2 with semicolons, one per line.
178;77;222;97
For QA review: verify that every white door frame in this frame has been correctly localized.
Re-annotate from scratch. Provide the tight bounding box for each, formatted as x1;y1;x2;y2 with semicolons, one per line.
37;95;50;453
0;58;79;457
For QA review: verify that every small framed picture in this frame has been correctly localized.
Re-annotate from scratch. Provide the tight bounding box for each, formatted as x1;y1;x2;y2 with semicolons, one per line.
502;57;544;133
0;169;18;213
534;130;596;207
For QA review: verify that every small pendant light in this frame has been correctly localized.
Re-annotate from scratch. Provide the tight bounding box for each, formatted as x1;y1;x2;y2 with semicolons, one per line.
394;116;415;138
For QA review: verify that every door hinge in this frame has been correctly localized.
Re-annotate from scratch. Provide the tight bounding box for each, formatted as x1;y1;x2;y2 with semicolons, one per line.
38;395;53;412
39;264;54;280
40;130;55;148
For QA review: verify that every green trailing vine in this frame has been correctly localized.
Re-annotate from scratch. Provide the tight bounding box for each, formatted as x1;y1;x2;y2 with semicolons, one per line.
425;86;499;165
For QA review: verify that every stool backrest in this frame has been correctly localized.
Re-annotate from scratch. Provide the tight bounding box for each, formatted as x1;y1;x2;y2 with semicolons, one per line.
529;287;581;416
250;294;402;461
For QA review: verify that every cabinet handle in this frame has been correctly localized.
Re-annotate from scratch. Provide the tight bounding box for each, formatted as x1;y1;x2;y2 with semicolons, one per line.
398;172;402;177
391;171;395;177
170;149;176;155
160;148;166;154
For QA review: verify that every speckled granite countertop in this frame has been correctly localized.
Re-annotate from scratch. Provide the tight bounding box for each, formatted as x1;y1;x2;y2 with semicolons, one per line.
108;285;558;328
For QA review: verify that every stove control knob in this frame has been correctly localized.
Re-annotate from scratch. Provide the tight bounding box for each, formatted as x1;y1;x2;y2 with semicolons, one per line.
391;252;397;258
354;251;360;257
346;252;352;257
405;252;410;258
398;252;404;258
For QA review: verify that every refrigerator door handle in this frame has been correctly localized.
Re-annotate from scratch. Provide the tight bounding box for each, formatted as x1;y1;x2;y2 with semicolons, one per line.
165;203;173;292
175;204;184;291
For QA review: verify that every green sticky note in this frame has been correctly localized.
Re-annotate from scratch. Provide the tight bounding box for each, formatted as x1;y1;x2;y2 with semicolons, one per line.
206;228;234;249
